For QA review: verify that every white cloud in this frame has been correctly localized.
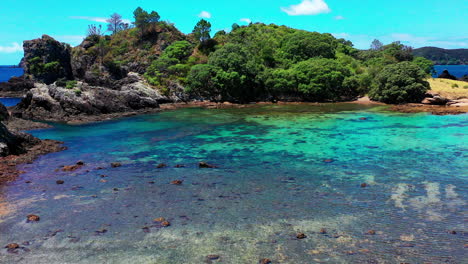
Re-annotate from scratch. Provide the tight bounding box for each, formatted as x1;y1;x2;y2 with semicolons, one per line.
240;18;251;24
198;11;211;19
70;16;131;24
70;16;108;23
334;15;345;20
0;42;23;53
281;0;331;16
332;33;350;38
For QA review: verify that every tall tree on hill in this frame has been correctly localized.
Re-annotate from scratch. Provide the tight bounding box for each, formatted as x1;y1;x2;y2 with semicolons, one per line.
133;7;160;31
370;39;383;51
107;13;124;35
193;19;212;42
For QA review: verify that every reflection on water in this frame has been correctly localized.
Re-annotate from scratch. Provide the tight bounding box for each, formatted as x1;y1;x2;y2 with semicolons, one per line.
0;104;466;263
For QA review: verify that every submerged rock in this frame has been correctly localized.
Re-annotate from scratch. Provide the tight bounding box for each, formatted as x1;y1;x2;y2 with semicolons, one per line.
206;255;220;260
157;163;167;168
26;214;40;222
361;183;368;188
296;233;307;239
199;162;216;168
62;161;85;172
161;221;171;227
153;217;166;222
319;228;327;234
56;180;64;184
259;258;272;264
323;159;334;163
111;162;122;168
367;230;376;235
5;243;19;249
171;180;183;185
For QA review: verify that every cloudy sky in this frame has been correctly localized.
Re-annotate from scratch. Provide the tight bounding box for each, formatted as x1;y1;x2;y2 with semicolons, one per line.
1;0;467;64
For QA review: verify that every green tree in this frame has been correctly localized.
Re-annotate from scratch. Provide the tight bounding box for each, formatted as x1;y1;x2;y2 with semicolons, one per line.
281;31;337;64
193;19;212;42
369;62;430;104
412;56;435;75
370;39;383;50
133;7;160;32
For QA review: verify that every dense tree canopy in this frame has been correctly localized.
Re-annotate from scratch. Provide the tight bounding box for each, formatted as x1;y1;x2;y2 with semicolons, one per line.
369;62;430;104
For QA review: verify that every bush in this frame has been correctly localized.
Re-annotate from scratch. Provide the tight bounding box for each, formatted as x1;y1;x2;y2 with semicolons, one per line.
451;83;459;88
66;80;78;89
369;62;429;104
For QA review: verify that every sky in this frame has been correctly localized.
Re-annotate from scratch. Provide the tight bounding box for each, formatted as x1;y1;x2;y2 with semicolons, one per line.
1;0;467;64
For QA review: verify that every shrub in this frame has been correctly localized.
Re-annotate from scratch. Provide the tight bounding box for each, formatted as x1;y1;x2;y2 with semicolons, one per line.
463;85;468;89
369;62;430;104
451;83;459;88
66;80;78;89
74;89;82;96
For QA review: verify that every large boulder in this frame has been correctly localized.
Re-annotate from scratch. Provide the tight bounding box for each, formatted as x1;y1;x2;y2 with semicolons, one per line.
13;73;162;121
23;35;73;84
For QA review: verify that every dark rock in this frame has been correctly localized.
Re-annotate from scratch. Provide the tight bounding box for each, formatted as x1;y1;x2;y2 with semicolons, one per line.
175;164;185;168
62;163;83;172
0;121;40;157
361;183;368;188
26;214;40;222
22;35;73;84
323;159;334;163
157;163;167;168
95;228;108;234
111;162;122;168
206;255;220;260
76;160;84;165
56;180;64;184
0;103;9;121
319;228;327;234
367;230;376;235
199;162;216;168
449;230;457;235
259;258;272;264
0;76;35;96
171;180;183;185
438;70;457;80
296;233;307;239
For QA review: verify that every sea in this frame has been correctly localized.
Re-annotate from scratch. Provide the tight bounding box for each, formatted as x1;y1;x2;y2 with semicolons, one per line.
433;65;468;78
0;104;466;263
0;66;24;83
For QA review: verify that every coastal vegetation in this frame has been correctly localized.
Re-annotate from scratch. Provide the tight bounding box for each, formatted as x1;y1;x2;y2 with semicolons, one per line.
427;78;468;99
18;7;437;105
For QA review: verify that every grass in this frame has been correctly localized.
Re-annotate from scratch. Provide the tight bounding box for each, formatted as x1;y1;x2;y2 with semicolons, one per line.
427;78;468;100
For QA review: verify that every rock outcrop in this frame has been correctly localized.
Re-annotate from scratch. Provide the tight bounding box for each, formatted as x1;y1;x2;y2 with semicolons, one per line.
13;73;163;121
421;92;451;105
0;76;35;96
0;107;40;157
437;70;457;80
0;103;8;122
23;35;73;84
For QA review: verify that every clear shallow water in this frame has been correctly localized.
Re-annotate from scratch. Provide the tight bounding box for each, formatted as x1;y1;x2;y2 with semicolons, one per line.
0;104;466;264
433;65;468;78
0;67;23;83
0;98;22;107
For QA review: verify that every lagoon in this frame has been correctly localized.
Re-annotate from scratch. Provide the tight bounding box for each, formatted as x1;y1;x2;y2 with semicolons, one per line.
0;104;466;263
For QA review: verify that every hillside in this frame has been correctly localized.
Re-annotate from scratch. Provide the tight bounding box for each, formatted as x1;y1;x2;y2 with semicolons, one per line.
413;47;468;65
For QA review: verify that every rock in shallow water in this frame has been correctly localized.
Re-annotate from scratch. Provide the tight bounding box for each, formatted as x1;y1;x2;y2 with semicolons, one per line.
296;233;307;239
26;214;40;222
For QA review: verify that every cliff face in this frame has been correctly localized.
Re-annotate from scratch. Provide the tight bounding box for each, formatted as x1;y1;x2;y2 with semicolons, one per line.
23;35;73;84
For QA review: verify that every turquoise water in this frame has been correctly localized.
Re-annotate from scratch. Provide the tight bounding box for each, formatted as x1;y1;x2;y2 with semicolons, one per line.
0;104;466;263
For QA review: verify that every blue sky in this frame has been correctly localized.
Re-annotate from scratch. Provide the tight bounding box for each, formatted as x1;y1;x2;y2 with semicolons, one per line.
1;0;467;64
